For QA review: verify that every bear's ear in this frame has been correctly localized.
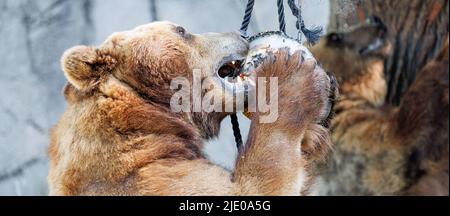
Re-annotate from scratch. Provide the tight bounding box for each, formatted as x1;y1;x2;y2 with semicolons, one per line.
61;46;117;91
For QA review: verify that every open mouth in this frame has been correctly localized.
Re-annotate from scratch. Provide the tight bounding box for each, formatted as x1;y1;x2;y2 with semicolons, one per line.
218;59;244;79
216;56;254;92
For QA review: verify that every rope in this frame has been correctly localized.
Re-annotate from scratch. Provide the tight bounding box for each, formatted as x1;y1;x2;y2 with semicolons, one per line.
277;0;287;33
239;0;255;38
233;0;323;151
287;0;323;44
230;114;243;150
232;0;258;150
234;0;288;151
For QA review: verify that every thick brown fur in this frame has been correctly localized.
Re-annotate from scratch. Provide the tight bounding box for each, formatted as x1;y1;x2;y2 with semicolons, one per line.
311;20;449;195
365;0;449;105
329;0;449;105
48;22;336;195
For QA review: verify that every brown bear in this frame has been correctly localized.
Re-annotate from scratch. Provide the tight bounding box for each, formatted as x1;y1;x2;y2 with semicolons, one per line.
311;18;449;195
329;0;449;105
48;21;337;195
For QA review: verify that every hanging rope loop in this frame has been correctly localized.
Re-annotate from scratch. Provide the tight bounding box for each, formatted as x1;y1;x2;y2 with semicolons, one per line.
287;0;323;44
234;0;324;151
234;0;258;150
277;0;287;33
240;0;255;38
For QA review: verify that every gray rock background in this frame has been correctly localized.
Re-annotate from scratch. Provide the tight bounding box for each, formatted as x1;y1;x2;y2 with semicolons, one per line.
0;0;330;195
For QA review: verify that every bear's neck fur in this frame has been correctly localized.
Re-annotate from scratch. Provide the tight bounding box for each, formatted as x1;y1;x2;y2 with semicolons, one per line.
339;59;387;107
312;46;388;108
50;78;232;194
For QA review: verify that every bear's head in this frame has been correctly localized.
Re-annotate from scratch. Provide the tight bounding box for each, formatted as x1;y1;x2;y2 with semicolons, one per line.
61;21;248;138
311;16;391;106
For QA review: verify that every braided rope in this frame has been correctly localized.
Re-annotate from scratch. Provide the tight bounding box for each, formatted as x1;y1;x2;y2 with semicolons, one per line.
239;0;255;38
235;0;323;151
232;0;258;150
230;114;243;151
277;0;287;33
287;0;323;44
287;0;301;29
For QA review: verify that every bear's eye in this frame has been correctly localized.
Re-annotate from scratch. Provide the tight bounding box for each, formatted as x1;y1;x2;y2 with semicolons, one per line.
328;33;343;44
176;26;187;37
